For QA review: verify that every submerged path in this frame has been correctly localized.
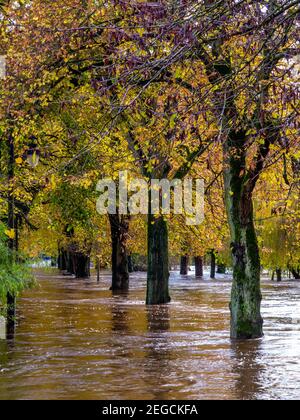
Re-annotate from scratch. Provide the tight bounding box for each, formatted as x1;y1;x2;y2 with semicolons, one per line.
0;270;299;400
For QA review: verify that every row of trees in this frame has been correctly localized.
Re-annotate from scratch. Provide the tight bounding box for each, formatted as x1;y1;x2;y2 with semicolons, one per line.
0;1;299;339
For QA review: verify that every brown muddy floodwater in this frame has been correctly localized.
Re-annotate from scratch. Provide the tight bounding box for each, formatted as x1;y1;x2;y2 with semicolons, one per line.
0;270;300;400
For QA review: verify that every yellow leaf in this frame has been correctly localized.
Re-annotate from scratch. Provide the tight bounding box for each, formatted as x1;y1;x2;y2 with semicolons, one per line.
50;174;56;189
5;229;15;240
15;157;23;165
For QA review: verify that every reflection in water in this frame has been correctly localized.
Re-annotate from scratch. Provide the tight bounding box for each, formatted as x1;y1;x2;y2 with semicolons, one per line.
6;320;16;342
111;291;130;334
231;340;264;400
0;270;299;400
147;306;170;333
144;306;173;400
0;340;8;366
109;291;134;361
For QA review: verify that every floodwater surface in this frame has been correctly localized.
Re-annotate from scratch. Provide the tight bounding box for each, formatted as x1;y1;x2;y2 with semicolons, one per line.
0;270;299;400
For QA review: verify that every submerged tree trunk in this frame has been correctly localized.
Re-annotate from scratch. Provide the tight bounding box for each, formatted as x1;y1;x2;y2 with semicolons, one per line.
109;213;129;291
290;268;300;280
128;254;134;273
210;250;216;279
57;250;63;270
66;250;75;275
58;248;67;271
6;293;16;323
276;268;282;282
195;256;204;278
224;143;263;340
72;252;90;278
217;264;226;274
180;255;189;275
146;212;170;305
6;134;16;326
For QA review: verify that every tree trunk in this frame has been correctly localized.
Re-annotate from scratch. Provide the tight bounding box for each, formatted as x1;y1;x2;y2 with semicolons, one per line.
57;250;63;270
180;255;189;275
128;254;134;273
146;213;170;305
58;248;67;271
217;264;226;274
7;134;16;329
224;154;263;339
66;250;75;275
195;256;204;278
109;213;129;291
276;268;282;282
73;252;90;278
6;293;16;322
96;258;101;282
210;250;216;279
291;268;300;280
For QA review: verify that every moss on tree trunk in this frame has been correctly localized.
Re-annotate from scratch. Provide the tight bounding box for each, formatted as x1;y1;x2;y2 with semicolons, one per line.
224;137;263;340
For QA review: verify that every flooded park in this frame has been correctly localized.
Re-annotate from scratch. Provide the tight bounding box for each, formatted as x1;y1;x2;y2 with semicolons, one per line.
1;0;299;403
1;269;300;400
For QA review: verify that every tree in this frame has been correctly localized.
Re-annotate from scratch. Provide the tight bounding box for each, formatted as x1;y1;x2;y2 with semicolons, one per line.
117;0;299;337
1;0;299;340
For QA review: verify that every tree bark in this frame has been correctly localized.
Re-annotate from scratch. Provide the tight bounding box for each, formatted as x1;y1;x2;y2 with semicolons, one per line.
146;213;170;305
210;250;216;279
195;256;204;278
109;213;129;291
180;255;189;275
224;143;263;339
